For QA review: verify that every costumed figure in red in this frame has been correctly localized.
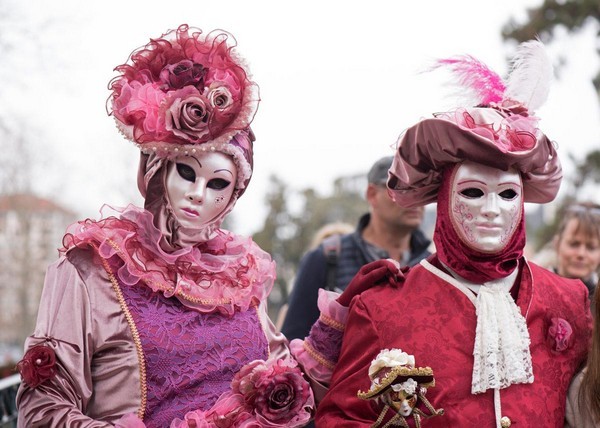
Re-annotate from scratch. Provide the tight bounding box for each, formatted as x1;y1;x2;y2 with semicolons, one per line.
316;40;592;427
15;25;334;427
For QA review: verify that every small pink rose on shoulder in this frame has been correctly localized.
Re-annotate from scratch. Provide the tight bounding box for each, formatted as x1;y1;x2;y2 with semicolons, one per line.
17;344;57;388
547;317;573;353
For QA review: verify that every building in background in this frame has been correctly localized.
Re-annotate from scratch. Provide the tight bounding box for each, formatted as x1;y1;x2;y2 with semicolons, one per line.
0;193;76;371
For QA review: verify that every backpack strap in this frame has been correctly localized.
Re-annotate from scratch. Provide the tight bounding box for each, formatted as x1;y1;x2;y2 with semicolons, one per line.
322;234;342;291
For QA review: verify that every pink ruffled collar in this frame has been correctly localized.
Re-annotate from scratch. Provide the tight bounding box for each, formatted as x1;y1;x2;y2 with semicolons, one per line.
61;205;275;316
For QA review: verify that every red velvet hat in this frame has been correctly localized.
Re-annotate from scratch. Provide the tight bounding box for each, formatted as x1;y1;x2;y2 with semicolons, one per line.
388;40;562;208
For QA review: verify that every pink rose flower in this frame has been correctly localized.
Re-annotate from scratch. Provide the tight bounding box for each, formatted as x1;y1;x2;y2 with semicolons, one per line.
164;87;212;142
233;360;269;397
17;344;57;388
548;317;573;353
160;60;206;90
231;358;314;427
207;84;234;111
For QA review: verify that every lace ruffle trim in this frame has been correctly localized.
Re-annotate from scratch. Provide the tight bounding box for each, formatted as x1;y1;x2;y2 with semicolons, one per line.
471;281;534;394
61;204;275;316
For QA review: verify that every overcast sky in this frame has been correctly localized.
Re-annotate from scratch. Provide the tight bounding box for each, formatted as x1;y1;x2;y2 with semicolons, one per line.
2;0;599;235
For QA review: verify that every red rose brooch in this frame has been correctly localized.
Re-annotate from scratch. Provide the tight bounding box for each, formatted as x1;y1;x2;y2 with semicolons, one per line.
17;344;57;388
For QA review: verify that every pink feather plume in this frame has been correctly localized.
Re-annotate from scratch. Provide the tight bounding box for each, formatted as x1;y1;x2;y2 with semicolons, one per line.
433;56;506;106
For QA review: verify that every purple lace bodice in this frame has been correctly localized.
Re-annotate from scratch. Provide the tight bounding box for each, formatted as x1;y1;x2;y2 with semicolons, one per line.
120;280;269;428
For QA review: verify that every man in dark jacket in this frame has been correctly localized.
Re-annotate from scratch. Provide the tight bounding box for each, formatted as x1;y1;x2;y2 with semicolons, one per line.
282;156;431;341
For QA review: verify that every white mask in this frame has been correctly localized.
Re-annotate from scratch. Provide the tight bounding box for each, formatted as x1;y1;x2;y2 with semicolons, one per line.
450;161;522;253
166;151;237;231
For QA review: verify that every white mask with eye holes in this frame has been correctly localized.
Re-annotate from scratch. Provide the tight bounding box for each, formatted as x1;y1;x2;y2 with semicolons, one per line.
166;151;237;232
450;161;523;254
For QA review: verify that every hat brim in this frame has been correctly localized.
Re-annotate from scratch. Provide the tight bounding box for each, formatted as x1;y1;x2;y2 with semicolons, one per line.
358;366;435;400
388;117;562;208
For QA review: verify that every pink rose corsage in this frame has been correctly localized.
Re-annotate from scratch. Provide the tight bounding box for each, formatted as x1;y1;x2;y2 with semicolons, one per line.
171;357;314;428
16;344;57;388
547;317;573;353
230;357;314;427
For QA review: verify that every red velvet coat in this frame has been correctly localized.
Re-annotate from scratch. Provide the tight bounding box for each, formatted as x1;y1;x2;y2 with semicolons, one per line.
316;256;592;427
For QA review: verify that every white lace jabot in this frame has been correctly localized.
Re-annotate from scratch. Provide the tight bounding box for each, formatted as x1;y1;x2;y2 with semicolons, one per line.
444;264;534;394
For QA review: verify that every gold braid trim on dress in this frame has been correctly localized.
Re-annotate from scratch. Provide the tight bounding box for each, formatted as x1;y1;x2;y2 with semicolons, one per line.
319;313;345;331
99;256;148;420
302;341;335;370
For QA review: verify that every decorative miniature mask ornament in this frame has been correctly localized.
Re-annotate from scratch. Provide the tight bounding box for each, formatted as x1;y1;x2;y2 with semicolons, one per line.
358;349;444;427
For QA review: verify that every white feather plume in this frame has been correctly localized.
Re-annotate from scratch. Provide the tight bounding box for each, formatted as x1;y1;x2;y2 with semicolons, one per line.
504;39;553;112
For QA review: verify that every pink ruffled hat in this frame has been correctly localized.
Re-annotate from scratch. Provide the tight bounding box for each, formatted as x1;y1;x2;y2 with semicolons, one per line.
388;40;562;208
108;24;258;195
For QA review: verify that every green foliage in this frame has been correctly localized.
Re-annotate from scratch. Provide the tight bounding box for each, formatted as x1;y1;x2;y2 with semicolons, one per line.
252;173;368;317
503;0;599;39
502;0;600;97
573;150;600;187
502;2;600;250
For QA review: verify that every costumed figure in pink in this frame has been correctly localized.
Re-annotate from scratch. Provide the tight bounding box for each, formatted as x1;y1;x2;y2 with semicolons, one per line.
316;40;592;427
15;25;329;427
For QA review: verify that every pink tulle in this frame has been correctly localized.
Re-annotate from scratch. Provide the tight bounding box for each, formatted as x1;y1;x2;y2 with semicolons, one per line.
61;205;275;316
112;81;167;137
289;289;348;385
436;108;538;153
316;288;349;324
115;412;147;428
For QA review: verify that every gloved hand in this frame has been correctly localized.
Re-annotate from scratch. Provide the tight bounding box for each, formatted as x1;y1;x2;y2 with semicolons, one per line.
336;259;404;307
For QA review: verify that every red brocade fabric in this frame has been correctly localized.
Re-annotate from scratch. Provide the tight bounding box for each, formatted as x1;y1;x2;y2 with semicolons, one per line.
315;257;592;427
